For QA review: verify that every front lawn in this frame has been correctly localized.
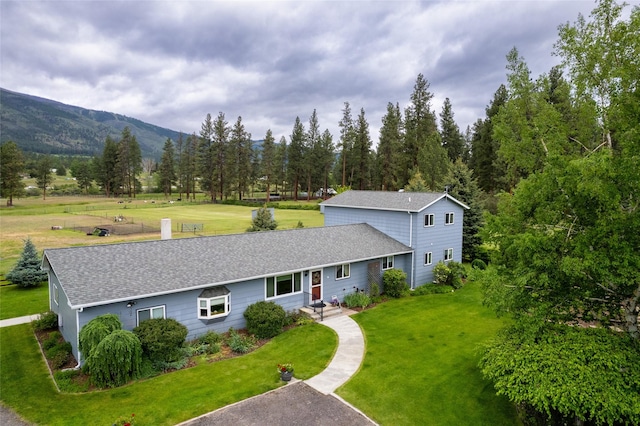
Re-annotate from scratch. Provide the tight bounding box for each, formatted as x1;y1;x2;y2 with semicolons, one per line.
338;282;518;425
0;322;336;425
0;284;49;320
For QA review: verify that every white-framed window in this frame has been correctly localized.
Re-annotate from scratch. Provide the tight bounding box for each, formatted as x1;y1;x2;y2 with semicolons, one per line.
53;284;59;305
424;214;434;227
198;287;230;319
382;256;394;270
336;264;350;280
424;252;433;265
445;212;454;225
266;272;302;299
137;305;166;325
444;248;453;261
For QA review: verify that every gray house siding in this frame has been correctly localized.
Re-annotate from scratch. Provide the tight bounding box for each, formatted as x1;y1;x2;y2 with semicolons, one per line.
412;199;464;285
322;196;464;288
323;206;411;247
48;272;79;363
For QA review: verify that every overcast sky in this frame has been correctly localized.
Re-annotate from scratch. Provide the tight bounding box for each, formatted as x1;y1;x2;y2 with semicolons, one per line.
1;0;602;145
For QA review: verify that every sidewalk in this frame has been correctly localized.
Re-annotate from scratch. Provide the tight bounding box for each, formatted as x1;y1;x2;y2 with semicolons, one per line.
0;314;39;328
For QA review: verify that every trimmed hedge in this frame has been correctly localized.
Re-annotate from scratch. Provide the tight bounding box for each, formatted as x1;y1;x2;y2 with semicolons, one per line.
244;301;286;339
133;318;188;363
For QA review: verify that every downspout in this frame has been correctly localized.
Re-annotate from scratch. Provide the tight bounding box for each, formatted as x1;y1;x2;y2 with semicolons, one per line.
408;211;415;289
75;307;82;368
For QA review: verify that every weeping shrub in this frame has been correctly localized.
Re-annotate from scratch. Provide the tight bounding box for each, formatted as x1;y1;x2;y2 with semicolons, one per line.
133;318;188;363
88;330;142;388
79;314;122;362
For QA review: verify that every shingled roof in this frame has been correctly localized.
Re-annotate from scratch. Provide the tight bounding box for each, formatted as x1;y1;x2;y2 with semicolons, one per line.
321;190;469;212
43;223;412;308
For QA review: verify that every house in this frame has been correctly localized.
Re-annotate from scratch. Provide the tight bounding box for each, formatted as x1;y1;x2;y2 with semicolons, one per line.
320;190;469;287
43;191;465;365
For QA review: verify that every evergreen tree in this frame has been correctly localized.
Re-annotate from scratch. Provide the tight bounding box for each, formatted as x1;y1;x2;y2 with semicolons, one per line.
439;159;483;261
288;117;306;200
70;159;93;194
261;129;276;201
336;102;355;187
403;74;448;189
469;85;508;193
235;117;253;200
0;141;25;206
158;138;176;198
247;205;277;232
403;169;428;192
115;127;142;198
198;113;218;201
352;108;373;190
318;129;335;196
305;109;321;199
94;135;119;197
212;113;230;201
439;98;465;162
34;156;53;200
274;136;288;194
6;238;47;288
182;133;199;201
376;103;403;191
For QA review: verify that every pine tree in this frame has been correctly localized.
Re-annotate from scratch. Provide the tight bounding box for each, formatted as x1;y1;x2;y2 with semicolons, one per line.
247;205;277;232
7;238;48;288
376;103;403;191
261;129;276;201
0;141;25;206
439;98;465;162
34;156;53;200
158;138;176;198
288;117;306;200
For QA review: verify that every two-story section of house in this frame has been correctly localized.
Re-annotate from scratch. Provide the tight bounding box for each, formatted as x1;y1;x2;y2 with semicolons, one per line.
321;191;468;287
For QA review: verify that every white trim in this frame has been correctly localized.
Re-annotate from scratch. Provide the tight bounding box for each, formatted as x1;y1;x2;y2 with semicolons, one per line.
444;248;453;262
445;212;454;225
53;284;59;306
265;272;303;300
335;263;350;280
424;213;435;227
382;256;394;270
424;252;433;265
197;294;230;320
136;305;166;326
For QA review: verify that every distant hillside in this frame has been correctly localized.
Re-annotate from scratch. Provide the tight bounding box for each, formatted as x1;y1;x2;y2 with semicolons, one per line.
0;88;184;158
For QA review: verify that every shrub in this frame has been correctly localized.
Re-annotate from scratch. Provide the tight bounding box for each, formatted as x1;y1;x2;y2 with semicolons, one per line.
343;292;371;309
369;281;381;302
33;311;58;331
79;314;122;359
88;330;142;388
43;331;62;350
433;262;451;286
247;205;277;232
433;261;465;289
471;259;487;270
133;318;188;363
226;328;256;354
6;238;48;288
46;342;72;369
382;268;409;298
243;301;286;339
411;284;455;295
198;330;222;345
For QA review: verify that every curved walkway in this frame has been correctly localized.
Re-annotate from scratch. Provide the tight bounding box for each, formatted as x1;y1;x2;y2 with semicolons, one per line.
180;312;374;425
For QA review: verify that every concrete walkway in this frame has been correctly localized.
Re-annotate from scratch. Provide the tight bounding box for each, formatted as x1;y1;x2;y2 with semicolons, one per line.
0;314;40;328
305;314;365;394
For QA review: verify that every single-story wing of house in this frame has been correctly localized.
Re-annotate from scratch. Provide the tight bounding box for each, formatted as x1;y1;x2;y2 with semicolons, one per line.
43;190;467;365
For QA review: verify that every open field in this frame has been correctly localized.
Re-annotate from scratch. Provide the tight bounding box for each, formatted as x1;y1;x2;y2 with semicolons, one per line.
0;195;325;279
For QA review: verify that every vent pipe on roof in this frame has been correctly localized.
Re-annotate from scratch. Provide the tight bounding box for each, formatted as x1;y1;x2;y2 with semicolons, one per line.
161;218;172;240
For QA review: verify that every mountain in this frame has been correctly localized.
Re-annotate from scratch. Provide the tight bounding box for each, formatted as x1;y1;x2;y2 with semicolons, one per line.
0;88;184;158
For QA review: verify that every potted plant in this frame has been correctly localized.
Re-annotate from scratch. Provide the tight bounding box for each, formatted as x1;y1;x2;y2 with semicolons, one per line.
277;363;294;381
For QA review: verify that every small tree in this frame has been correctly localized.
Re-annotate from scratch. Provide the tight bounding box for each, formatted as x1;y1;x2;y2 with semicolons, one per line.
244;301;286;338
6;238;48;288
79;314;123;363
247;205;277;232
133;318;188;363
88;330;142;388
382;268;409;298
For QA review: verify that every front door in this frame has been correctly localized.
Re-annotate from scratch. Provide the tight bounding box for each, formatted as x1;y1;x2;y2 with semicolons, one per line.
310;269;322;303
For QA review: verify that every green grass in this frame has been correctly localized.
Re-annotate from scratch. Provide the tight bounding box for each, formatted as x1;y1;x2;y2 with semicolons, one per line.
0;323;336;425
338;282;518;425
0;284;49;320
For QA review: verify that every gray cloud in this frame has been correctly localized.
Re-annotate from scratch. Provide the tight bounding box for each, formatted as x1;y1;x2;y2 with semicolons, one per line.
1;0;597;144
